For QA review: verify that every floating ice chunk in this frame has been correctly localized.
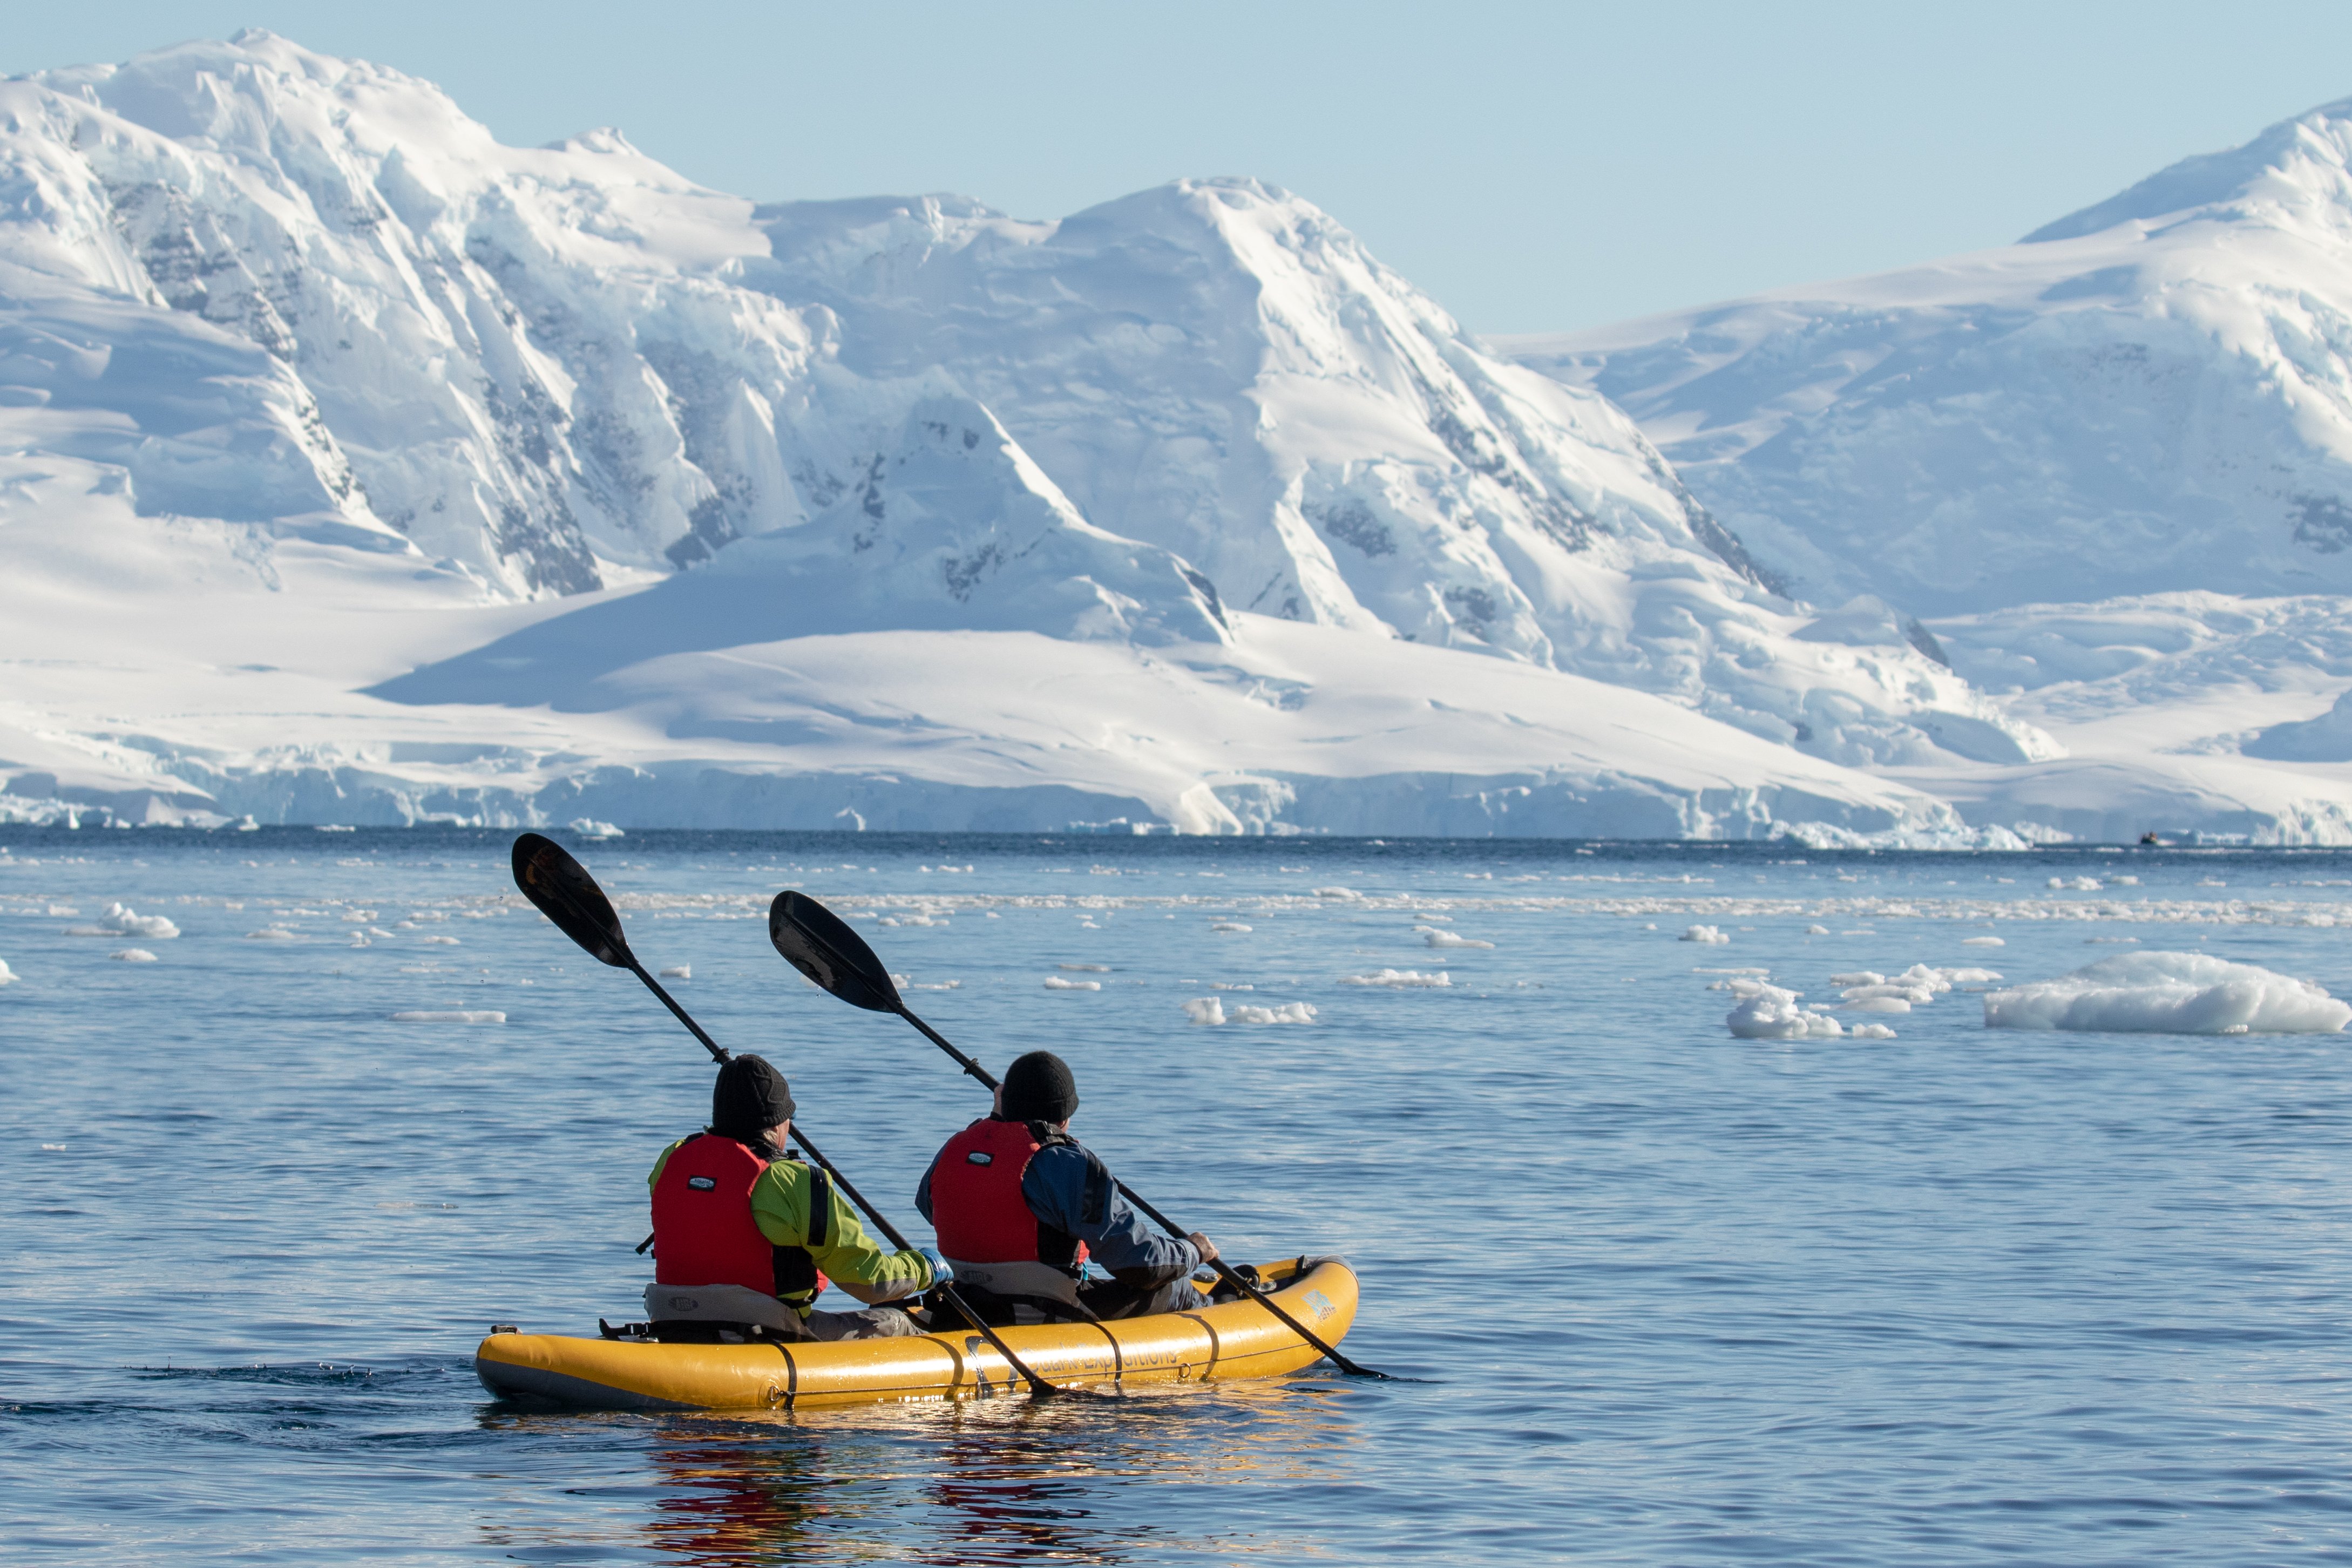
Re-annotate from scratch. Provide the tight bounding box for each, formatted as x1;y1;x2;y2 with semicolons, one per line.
316;824;354;833
1888;965;1954;993
1985;952;2351;1034
46;905;78;917
1962;936;2005;947
1209;981;1253;991
40;1142;65;1150
1058;963;1111;973
1829;971;1885;987
1341;969;1452;987
1314;887;1363;901
1727;984;1843;1038
1846;996;1913;1013
659;964;690;979
1229;1001;1316;1024
422;935;461;945
246;927;300;940
1694;967;1772;975
1043;975;1102;991
1182;996;1225;1025
1679;924;1730;944
66;903;179;939
1211;922;1253;933
110;948;158;963
2113;876;2140;886
0;958;15;985
567;819;625;840
1806;925;1831;936
1422;927;1496;949
389;1010;507;1024
1941;968;2003;985
1849;1023;1899;1040
2050;876;2103;891
906;979;961;991
2299;913;2337;927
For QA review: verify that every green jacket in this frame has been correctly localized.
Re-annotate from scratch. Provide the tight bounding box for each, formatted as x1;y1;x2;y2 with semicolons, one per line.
648;1137;934;1312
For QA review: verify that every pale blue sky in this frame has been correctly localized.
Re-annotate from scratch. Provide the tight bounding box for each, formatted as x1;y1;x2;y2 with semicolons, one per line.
9;3;2351;332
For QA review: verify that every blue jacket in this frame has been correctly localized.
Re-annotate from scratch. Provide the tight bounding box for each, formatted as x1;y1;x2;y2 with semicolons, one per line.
916;1123;1200;1285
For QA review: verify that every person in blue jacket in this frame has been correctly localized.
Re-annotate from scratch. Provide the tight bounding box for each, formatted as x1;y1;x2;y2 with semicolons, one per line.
916;1050;1217;1324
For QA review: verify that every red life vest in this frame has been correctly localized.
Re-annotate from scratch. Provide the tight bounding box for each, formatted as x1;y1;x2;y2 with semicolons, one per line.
927;1117;1088;1273
649;1133;829;1304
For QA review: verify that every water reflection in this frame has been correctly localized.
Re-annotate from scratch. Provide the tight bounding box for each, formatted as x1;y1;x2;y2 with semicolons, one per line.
484;1380;1353;1566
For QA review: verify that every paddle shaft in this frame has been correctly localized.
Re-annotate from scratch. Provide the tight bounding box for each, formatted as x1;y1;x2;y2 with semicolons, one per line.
893;1003;1388;1379
618;960;1063;1395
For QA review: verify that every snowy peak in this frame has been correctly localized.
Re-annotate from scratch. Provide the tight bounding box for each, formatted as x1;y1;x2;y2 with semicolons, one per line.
2023;96;2352;243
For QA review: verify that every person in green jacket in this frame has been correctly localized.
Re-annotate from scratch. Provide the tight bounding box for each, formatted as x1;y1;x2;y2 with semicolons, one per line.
644;1054;933;1341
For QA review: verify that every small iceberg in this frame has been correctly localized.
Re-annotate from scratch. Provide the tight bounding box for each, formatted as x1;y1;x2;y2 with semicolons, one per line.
1340;969;1452;988
1420;926;1495;949
390;1010;507;1024
1182;996;1316;1026
0;957;15;986
567;819;625;840
1984;952;2350;1034
1726;983;1842;1039
110;948;158;963
66;902;179;939
1678;925;1729;945
659;965;690;980
1043;975;1101;991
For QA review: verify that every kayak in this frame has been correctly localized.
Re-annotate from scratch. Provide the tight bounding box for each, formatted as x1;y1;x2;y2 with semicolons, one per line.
475;1255;1359;1410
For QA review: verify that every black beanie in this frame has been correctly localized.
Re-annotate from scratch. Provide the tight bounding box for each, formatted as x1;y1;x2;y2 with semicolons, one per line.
1001;1050;1079;1123
711;1054;797;1138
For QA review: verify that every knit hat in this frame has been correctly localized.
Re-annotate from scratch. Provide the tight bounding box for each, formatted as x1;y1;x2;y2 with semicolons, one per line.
711;1054;796;1138
1000;1050;1079;1123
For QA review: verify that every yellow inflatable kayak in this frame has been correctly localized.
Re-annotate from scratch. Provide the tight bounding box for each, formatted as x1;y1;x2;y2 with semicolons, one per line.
475;1255;1358;1410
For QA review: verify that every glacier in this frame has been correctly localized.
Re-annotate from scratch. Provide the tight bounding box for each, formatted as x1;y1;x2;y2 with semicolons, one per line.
0;30;2321;838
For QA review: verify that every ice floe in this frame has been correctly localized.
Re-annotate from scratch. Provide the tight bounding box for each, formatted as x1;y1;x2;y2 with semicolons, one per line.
1849;1023;1899;1040
65;903;179;939
1211;922;1253;933
1421;926;1496;949
109;948;157;963
1963;936;2005;946
245;927;299;940
1058;963;1111;973
1726;983;1844;1038
1679;925;1730;944
1983;953;2350;1034
568;820;625;840
1341;969;1453;987
1043;976;1101;991
1183;996;1316;1024
0;958;15;985
389;1010;507;1024
659;965;690;979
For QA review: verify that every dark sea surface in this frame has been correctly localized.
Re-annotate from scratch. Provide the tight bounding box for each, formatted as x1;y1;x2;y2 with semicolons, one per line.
6;828;2352;1564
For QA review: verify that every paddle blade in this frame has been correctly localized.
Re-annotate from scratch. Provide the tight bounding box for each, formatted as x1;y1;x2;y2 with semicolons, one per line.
512;832;633;968
769;891;902;1012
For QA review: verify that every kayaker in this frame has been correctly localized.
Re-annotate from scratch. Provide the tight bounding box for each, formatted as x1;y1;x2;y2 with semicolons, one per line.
915;1049;1217;1324
645;1054;935;1341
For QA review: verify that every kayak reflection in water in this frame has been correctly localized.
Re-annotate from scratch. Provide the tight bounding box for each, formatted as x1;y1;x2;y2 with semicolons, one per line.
642;1054;936;1341
916;1050;1219;1326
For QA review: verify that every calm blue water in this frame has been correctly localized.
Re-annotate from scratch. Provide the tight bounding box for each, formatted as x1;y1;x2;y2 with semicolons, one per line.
7;829;2352;1564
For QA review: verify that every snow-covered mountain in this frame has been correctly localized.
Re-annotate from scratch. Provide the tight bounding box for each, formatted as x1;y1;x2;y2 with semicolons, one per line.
1503;98;2352;617
1491;96;2352;843
0;30;2070;837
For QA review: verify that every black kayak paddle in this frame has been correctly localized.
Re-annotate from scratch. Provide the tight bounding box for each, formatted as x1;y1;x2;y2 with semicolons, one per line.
508;832;1074;1398
767;887;1391;1380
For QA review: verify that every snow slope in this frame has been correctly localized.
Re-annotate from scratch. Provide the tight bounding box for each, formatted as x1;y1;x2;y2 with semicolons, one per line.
1502;97;2352;616
0;30;2067;834
1492;94;2352;842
